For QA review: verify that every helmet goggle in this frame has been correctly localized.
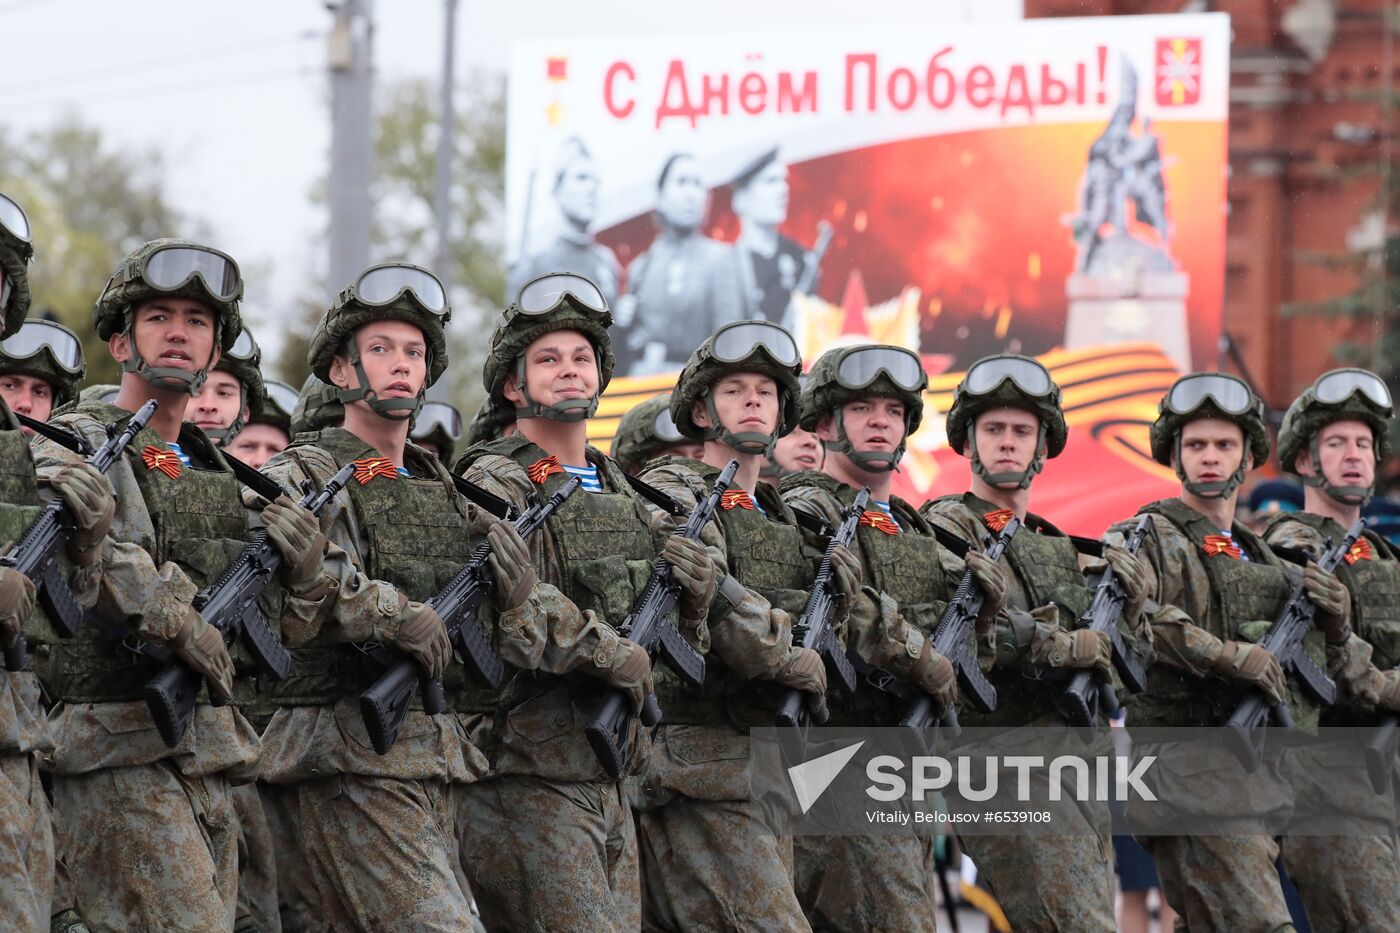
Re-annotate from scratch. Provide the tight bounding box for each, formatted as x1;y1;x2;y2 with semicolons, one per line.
1313;368;1393;412
962;355;1054;398
139;245;242;302
0;319;83;374
413;400;463;441
0;275;10;312
263;380;298;419
516;272;608;316
652;407;687;444
709;320;801;368
349;263;448;314
0;193;31;244
835;345;925;391
1164;373;1254;417
226;327;258;363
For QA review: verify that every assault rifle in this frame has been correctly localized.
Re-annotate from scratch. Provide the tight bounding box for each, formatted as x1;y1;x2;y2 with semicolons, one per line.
359;475;582;755
143;460;357;747
1056;514;1152;741
775;488;868;741
583;461;734;779
1223;521;1362;772
2;400;157;671
1365;662;1400;795
899;516;1018;744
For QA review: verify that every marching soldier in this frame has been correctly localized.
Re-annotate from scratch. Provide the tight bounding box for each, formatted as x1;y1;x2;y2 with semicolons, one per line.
464;393;514;448
226;378;297;470
185;326;263;447
409;399;463;464
611;391;703;476
0;317;85;427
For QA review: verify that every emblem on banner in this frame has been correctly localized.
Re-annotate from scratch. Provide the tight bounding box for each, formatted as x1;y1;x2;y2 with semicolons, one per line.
1156;38;1202;106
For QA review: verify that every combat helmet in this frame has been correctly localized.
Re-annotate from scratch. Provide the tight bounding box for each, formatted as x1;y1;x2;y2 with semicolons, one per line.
93;238;245;394
946;354;1067;489
1150;372;1270;500
670;320;802;457
0;318;85;407
1277;368;1393;507
613;392;687;473
250;379;297;437
202;326;266;444
465;393;515;447
0;193;34;340
410;400;463;464
799;343;927;472
483;272;614;422
291;374;345;436
307;263;451;422
78;383;121;405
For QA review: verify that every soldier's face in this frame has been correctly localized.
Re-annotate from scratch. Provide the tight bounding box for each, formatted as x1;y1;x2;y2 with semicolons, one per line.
1299;420;1375;491
505;328;599;409
555;159;600;226
185;369;246;434
970;407;1040;480
659;442;706;461
696;373;779;438
331;320;429;404
657;157;706;230
734;163;790;226
226;422;290;469
1175;418;1249;484
828;397;906;459
773;425;823;472
0;372;54;426
117;298;221;380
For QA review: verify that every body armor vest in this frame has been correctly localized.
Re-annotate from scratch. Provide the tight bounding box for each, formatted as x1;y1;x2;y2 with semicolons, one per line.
1137;498;1321;728
272;429;476;706
0;403;59;650
49;403;248;703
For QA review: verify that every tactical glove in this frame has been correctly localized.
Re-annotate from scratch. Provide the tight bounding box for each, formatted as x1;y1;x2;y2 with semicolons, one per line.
1031;606;1112;675
487;522;537;613
0;564;36;648
1303;562;1351;643
664;535;718;620
909;640;957;716
170;608;235;704
774;646;828;714
1212;640;1287;706
1104;546;1149;623
382;597;452;681
827;544;863;619
592;636;654;715
48;463;114;567
262;496;328;598
965;550;1008;633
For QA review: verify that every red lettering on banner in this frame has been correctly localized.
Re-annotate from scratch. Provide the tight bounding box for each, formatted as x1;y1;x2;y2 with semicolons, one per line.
656;60;700;129
604;61;636;119
925;48;956;108
845;54;878;112
738;72;767;114
965;64;995;108
776;71;818;112
1000;64;1034;118
886;67;918;111
701;72;731;117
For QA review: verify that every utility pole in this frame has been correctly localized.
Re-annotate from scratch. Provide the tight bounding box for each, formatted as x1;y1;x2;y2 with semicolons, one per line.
327;0;374;300
429;0;459;401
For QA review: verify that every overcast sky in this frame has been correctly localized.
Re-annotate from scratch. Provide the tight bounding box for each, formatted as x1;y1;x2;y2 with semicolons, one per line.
4;0;1020;368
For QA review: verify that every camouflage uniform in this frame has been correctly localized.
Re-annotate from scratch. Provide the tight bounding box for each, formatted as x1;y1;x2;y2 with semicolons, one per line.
612;392;675;475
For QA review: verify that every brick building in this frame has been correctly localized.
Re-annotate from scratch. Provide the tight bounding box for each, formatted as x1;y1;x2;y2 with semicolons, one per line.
1028;0;1396;411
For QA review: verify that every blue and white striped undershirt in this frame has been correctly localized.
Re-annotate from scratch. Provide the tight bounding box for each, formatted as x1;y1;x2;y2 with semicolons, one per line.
562;463;603;494
166;442;192;468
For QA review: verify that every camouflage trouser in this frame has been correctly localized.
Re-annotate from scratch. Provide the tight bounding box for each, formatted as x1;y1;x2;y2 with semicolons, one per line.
52;761;238;932
1143;835;1294;933
638;796;808;932
792;834;938;932
456;775;640;932
959;833;1116;932
0;751;53;931
259;782;317;933
1282;834;1400;933
291;773;471;932
232;782;280;933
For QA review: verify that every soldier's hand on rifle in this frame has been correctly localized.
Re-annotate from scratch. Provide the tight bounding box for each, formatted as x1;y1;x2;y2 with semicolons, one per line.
1032;606;1111;674
48;463;114;567
384;598;452;681
170;608;235;704
1104;546;1149;622
911;639;958;716
663;536;717;619
263;496;328;598
487;522;537;613
827;544;863;619
595;637;654;714
1212;640;1287;706
965;551;1008;633
775;646;827;715
0;563;36;647
1303;562;1352;643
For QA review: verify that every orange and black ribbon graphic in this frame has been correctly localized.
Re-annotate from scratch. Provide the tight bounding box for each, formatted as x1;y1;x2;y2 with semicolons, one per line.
527;456;565;485
860;509;900;535
1345;538;1374;565
720;489;755;511
1202;534;1242;560
352;457;399;485
983;508;1014;533
140;445;182;480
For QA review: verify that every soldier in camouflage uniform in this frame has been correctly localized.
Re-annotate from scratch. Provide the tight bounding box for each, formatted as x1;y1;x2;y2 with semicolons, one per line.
781;344;1008;932
1261;369;1400;933
0;192;114;932
464;393;514;448
921;354;1150;933
226;378;296;470
452;271;718;931
611;391;703;476
290;373;345;437
408;399;462;464
32;238;329;931
185;326;264;446
0;317;85;426
634;322;867;931
1103;372;1374;932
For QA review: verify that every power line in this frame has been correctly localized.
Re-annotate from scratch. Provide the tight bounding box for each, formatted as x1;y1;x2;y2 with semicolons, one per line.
0;66;321;113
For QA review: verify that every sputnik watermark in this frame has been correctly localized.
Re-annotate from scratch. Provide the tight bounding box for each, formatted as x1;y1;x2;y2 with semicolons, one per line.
865;754;1157;802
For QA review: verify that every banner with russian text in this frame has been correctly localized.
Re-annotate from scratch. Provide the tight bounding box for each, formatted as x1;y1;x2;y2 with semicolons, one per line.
506;14;1230;534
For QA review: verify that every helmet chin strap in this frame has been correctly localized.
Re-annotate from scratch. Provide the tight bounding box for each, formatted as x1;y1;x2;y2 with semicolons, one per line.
970;424;1045;490
122;319;218;395
1174;433;1246;500
512;356;597;422
335;348;424;423
700;390;778;457
821;408;903;472
1303;435;1374;507
204;385;247;446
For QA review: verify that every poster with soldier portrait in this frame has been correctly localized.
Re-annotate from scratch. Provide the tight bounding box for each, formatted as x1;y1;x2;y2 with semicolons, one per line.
506;14;1230;533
